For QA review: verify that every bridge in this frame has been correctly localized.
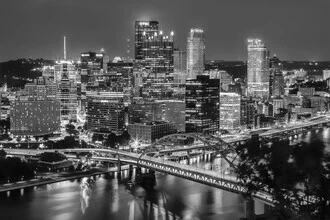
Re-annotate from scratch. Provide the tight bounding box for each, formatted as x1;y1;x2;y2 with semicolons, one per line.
139;116;330;155
2;117;329;218
4;146;318;206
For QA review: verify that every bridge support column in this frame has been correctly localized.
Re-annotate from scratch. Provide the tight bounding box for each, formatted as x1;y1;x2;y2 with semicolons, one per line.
136;167;142;175
244;196;255;220
128;164;133;178
117;160;121;178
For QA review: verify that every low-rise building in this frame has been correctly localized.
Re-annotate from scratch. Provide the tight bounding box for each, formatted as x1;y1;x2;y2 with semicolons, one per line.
128;121;176;144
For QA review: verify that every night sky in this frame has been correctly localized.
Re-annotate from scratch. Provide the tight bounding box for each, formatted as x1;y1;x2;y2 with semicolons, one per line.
0;0;329;62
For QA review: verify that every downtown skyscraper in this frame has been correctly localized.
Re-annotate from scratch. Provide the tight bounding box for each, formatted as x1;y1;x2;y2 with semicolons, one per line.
135;21;159;60
134;21;174;74
247;39;270;99
187;28;205;79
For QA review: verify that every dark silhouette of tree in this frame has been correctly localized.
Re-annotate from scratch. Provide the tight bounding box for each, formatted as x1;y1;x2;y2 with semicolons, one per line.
0;149;6;159
105;133;117;148
117;130;130;146
236;138;330;219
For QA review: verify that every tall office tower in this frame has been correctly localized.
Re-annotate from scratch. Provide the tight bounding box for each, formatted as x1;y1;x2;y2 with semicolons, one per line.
240;98;256;129
141;30;174;74
174;50;187;73
185;75;219;134
86;92;125;134
57;79;78;122
135;21;159;60
54;61;78;82
247;39;270;99
269;55;283;97
187;28;205;79
272;73;285;97
219;92;241;131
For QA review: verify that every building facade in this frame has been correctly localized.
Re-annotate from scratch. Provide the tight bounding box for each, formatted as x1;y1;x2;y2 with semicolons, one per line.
187;29;205;79
185;75;219;134
247;39;270;99
86;92;125;134
135;21;159;60
128;121;176;144
10;100;61;136
219;92;241;131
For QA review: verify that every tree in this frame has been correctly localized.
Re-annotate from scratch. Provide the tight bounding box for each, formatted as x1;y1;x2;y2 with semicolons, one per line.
117;130;130;146
65;123;78;135
105;133;117;148
0;149;6;159
236;138;330;219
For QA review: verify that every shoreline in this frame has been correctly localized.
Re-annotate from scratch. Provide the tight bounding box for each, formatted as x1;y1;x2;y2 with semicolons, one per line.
0;165;130;193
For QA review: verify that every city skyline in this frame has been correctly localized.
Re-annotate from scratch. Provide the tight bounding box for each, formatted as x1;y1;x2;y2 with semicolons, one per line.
0;0;330;62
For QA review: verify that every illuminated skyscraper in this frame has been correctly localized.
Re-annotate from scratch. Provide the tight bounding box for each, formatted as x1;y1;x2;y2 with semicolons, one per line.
134;21;174;74
220;92;241;131
187;28;205;79
141;30;174;73
135;21;159;60
185;75;219;134
247;39;270;99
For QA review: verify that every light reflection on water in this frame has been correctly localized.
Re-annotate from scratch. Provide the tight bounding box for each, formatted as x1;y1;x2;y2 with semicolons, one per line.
0;128;329;220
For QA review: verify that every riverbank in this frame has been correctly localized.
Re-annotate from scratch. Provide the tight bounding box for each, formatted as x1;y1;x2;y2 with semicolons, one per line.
0;165;130;193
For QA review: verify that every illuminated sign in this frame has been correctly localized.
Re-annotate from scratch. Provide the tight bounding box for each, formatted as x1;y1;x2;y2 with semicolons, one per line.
96;54;103;57
81;54;90;57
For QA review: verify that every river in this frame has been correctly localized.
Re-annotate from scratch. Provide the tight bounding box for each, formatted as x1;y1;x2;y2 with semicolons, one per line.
0;128;329;220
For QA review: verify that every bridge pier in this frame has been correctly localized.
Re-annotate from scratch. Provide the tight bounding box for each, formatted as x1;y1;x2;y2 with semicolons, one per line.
136;167;142;175
244;196;255;220
117;160;121;179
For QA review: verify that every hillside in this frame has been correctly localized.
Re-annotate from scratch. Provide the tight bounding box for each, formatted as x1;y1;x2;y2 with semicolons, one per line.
0;59;55;88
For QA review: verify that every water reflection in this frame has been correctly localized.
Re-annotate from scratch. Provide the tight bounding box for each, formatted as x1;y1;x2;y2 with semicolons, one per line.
80;177;94;214
2;129;329;220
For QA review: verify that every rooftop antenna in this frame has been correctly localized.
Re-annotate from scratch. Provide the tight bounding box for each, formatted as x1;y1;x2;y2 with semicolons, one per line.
64;36;67;60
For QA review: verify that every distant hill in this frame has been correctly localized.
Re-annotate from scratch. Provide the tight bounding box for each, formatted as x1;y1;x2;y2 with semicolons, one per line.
0;59;55;88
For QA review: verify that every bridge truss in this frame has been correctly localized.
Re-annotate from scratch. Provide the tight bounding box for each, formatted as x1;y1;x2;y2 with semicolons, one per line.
138;133;240;168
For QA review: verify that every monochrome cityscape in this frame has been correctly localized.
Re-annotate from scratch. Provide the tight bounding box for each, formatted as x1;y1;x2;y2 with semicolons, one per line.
0;1;330;220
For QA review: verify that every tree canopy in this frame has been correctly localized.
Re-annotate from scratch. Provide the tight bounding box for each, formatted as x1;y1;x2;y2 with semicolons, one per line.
236;137;330;219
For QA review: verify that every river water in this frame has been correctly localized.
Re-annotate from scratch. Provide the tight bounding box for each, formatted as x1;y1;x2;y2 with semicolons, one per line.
0;128;329;220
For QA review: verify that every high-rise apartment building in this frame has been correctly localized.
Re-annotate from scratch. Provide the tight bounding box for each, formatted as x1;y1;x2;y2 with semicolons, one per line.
185;75;219;134
247;39;270;99
220;92;241;131
187;29;205;79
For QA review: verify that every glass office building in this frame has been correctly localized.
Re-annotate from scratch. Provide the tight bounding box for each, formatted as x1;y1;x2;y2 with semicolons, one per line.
247;39;270;99
187;29;205;79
